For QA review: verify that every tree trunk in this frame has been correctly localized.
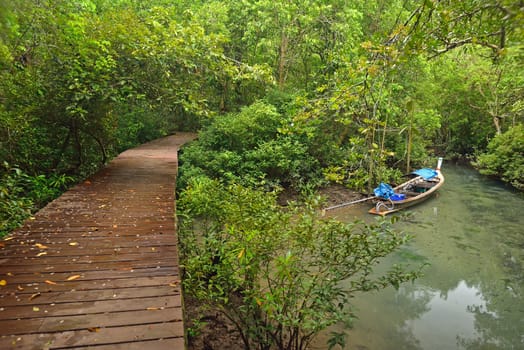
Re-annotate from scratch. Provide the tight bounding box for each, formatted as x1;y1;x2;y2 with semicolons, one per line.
278;31;288;88
72;120;83;170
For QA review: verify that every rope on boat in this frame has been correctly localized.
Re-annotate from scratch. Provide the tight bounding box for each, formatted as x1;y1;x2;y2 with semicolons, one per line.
375;199;394;213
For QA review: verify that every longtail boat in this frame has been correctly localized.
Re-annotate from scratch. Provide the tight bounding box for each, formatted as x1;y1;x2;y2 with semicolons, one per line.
368;158;445;216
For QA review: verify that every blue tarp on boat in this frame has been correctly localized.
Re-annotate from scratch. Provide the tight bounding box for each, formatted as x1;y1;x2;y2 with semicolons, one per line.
412;168;438;180
374;182;395;199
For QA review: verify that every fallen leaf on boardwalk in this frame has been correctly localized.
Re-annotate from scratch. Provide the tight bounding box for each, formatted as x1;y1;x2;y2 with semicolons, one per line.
17;285;24;291
68;242;79;246
112;225;118;228
29;292;41;301
36;252;47;257
66;275;81;281
87;327;100;332
3;237;14;241
33;307;40;312
7;272;14;276
0;243;5;248
169;281;180;287
0;280;6;286
146;307;162;311
34;243;48;249
44;280;57;285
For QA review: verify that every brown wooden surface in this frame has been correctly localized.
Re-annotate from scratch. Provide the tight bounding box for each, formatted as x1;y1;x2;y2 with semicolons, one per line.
0;133;196;349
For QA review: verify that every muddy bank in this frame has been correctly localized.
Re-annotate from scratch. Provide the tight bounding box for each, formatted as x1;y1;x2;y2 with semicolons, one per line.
317;183;367;207
277;183;366;207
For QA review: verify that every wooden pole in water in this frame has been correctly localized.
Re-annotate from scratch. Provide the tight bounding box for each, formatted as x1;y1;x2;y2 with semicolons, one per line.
324;196;378;211
437;157;443;170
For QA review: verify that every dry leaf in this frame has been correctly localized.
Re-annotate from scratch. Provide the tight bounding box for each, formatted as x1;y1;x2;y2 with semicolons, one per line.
36;252;47;257
87;327;100;332
7;272;14;276
169;281;180;287
33;306;40;312
66;275;81;281
3;237;14;241
146;307;160;311
44;280;57;285
29;292;41;301
17;285;24;291
68;242;79;246
34;243;48;249
0;280;6;286
0;243;5;248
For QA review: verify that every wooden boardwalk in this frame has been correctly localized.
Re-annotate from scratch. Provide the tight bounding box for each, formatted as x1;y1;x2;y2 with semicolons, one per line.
0;133;196;349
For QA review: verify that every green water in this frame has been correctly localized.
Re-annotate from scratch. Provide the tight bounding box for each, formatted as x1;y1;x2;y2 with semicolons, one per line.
320;164;524;350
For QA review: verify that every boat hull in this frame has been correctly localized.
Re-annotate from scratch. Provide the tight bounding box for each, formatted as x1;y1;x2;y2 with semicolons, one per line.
369;170;444;216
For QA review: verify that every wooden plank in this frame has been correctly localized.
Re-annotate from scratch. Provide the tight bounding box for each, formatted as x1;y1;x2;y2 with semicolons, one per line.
66;337;186;350
0;245;178;258
0;266;178;284
1;240;178;250
1;276;178;294
0;258;178;274
0;285;179;306
0;295;180;319
0;323;184;349
0;251;179;266
0;307;183;335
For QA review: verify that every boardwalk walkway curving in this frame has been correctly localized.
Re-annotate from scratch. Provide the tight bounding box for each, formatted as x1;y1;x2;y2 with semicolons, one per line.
0;133;196;349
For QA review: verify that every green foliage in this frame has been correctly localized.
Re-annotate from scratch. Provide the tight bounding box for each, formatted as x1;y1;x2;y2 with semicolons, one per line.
0;162;74;236
427;51;524;156
178;101;322;191
0;164;33;236
474;124;524;190
404;0;523;58
178;179;421;350
226;0;365;89
202;101;282;152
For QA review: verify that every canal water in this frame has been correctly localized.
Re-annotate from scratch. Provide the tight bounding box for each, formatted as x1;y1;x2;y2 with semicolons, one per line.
320;164;523;350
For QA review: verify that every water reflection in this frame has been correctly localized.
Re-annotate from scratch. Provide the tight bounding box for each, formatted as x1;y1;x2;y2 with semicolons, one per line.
315;165;524;350
402;281;494;350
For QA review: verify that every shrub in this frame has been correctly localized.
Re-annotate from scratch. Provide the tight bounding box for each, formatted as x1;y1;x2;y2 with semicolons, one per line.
177;101;323;191
0;162;75;236
0;164;33;236
178;179;422;350
474;124;524;190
